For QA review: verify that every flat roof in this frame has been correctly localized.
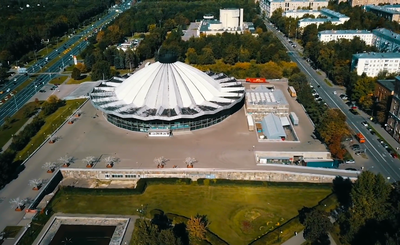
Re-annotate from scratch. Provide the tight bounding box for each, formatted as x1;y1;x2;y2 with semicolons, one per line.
246;87;288;106
377;79;396;91
261;114;286;139
319;30;372;35
366;4;400;14
353;52;400;59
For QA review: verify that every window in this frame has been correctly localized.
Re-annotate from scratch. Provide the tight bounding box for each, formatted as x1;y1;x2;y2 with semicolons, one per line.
105;174;110;178
125;174;137;178
111;174;123;178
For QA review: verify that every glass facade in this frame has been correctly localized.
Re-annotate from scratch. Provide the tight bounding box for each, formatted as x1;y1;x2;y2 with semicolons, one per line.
106;100;243;132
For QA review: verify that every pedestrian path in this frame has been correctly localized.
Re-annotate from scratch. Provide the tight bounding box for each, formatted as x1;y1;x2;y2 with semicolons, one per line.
1;115;36;151
282;230;337;245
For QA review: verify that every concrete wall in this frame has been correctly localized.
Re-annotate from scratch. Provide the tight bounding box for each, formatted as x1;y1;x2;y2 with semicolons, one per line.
60;168;355;183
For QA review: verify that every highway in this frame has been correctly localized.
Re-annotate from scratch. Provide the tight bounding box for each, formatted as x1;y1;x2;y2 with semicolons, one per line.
265;21;400;182
0;5;129;125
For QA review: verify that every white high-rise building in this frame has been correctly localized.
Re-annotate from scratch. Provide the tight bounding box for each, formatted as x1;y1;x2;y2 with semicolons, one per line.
318;30;374;45
197;8;244;36
351;53;400;77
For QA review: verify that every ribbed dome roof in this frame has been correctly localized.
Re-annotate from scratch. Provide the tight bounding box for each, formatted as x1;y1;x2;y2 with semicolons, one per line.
115;61;222;109
90;61;244;121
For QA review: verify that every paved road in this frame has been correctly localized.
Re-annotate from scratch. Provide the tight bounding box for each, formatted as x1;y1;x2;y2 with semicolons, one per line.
0;5;129;125
265;21;400;182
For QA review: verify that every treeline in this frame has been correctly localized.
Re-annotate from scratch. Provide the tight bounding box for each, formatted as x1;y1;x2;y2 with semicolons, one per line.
0;96;65;188
0;0;114;68
77;0;270;80
289;73;349;159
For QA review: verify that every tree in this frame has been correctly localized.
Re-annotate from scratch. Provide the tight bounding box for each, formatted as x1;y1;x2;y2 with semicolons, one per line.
339;171;392;242
42;162;57;172
29;178;43;189
9;197;25;210
184;157;197;167
154;156;168;168
71;67;81;80
91;60;111;81
82;156;97;167
351;76;375;111
59;154;74;166
303;209;333;243
186;215;208;243
131;219;183;245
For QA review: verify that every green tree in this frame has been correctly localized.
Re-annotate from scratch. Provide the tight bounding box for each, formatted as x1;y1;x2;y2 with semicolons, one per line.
71;67;81;80
339;171;391;242
223;45;238;65
91;60;111;81
303;209;333;243
131;219;183;245
351;76;376;110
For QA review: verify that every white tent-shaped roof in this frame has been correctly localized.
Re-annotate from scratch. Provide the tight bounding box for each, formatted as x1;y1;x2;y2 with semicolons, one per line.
90;61;244;121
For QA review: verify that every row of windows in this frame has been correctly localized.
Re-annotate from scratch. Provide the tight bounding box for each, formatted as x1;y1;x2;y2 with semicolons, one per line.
105;174;141;178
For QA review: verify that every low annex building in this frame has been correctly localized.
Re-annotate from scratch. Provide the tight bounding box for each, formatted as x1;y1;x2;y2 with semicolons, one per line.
245;85;289;122
90;56;245;133
282;9;349;28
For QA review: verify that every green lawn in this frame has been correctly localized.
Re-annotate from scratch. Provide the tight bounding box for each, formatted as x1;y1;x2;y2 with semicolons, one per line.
49;76;69;85
2;226;23;238
0;102;39;149
50;184;332;245
66;75;92;84
15;99;86;161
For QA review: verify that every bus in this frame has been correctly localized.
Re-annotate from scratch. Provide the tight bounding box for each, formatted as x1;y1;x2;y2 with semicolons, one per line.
288;86;297;98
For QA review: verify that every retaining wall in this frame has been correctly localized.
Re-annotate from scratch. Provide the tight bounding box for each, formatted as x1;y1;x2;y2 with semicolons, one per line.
60;168;358;183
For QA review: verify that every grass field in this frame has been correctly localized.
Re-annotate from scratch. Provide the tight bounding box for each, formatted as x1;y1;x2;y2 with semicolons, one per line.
50;184;332;245
2;226;23;238
0;102;39;149
49;76;69;85
16;99;87;161
66;75;92;84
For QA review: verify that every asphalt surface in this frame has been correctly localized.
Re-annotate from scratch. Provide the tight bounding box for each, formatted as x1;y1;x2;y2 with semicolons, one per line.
0;4;131;125
265;21;400;182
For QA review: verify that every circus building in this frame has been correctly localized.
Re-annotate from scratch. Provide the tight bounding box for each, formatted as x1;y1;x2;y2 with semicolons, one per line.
90;57;245;135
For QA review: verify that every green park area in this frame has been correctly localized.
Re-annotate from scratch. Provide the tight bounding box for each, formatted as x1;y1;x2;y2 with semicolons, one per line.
48;182;333;245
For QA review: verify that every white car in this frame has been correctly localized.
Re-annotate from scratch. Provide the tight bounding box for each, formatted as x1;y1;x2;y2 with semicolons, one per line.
333;91;337;95
345;159;355;164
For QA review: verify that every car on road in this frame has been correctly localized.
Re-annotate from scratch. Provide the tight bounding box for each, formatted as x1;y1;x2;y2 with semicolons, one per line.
392;153;398;159
361;121;368;127
345;159;355;164
333;91;337;95
350;109;359;115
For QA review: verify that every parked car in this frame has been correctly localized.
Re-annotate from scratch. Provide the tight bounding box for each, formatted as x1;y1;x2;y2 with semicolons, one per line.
345;168;357;171
39;89;46;93
361;121;368;127
345;159;355;164
392;153;398;159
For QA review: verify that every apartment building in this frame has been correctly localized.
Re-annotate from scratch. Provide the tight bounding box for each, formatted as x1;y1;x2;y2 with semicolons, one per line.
283;9;350;28
386;77;400;142
351;0;400;7
365;5;400;22
351;53;400;77
318;30;373;45
373;28;400;52
259;0;328;18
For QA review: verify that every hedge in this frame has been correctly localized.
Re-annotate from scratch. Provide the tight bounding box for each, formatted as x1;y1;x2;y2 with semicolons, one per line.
197;178;332;189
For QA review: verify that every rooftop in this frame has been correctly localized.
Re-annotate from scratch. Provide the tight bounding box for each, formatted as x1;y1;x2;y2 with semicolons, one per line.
377;79;396;92
353;52;400;59
246;87;288;106
373;28;400;43
319;30;372;35
366;4;400;14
